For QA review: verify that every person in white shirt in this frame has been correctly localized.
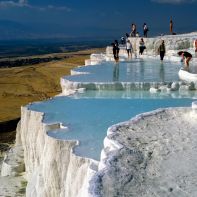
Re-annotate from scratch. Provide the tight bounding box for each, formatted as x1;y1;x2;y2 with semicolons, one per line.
126;40;133;58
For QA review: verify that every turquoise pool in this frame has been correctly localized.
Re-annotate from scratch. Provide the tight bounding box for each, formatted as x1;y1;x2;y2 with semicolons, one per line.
28;59;195;161
64;60;181;83
28;93;195;160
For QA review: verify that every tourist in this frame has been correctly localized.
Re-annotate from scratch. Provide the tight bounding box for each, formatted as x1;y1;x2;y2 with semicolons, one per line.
143;23;149;38
136;32;140;37
139;38;146;55
120;36;126;45
112;40;119;62
130;23;137;37
126;40;133;58
177;51;192;70
112;43;116;59
158;40;166;62
170;17;173;35
194;39;197;57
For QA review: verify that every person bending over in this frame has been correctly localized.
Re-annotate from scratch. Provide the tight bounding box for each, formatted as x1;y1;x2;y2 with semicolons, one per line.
177;51;192;70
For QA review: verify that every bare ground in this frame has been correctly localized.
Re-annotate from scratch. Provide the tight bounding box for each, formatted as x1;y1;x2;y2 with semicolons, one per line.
0;48;105;142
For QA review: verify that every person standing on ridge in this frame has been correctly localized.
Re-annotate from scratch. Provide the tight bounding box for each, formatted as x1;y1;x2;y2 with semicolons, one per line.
158;40;166;62
143;23;149;38
130;23;137;37
120;36;125;45
170;17;173;35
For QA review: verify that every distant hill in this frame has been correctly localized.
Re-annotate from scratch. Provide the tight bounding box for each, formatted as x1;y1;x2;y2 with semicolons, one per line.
0;20;35;40
0;20;119;41
0;20;71;40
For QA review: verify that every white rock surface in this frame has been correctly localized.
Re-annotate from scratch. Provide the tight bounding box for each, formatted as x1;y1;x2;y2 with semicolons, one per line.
95;108;197;197
179;68;197;83
171;81;180;91
15;106;98;197
192;101;197;109
85;54;106;65
149;87;160;93
0;176;26;196
128;33;197;57
1;145;24;177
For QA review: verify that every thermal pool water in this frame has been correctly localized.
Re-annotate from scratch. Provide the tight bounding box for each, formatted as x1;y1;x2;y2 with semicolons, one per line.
28;93;194;160
28;59;195;160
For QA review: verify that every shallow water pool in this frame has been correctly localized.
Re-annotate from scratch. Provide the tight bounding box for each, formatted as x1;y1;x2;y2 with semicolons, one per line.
28;92;195;160
64;60;181;83
28;58;195;161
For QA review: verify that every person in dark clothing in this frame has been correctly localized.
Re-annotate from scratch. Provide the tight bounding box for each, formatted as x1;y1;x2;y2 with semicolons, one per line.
143;23;149;38
130;23;137;37
158;40;166;61
139;38;146;55
112;40;119;61
112;43;117;60
178;51;192;69
114;40;119;55
120;36;125;45
125;33;129;42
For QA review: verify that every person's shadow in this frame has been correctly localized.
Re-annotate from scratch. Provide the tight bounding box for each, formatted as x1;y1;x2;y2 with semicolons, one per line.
113;63;119;82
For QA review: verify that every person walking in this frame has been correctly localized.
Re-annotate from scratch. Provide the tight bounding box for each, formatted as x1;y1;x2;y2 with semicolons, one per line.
143;23;149;38
178;51;192;70
126;40;133;58
139;38;146;55
158;40;166;62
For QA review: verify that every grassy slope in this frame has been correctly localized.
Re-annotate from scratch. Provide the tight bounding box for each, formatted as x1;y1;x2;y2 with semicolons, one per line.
0;48;105;122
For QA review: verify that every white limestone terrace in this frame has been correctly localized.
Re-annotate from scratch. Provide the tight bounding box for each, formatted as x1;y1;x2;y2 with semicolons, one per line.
1;32;197;197
61;60;182;94
92;106;197;197
106;32;197;61
15;106;99;197
10;95;195;197
61;32;197;95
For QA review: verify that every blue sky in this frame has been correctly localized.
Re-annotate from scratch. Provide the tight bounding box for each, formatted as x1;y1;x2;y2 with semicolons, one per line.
0;0;196;40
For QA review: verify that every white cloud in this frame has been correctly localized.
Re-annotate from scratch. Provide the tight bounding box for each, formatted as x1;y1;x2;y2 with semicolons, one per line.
152;0;197;4
0;0;28;7
47;5;71;11
0;0;71;11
